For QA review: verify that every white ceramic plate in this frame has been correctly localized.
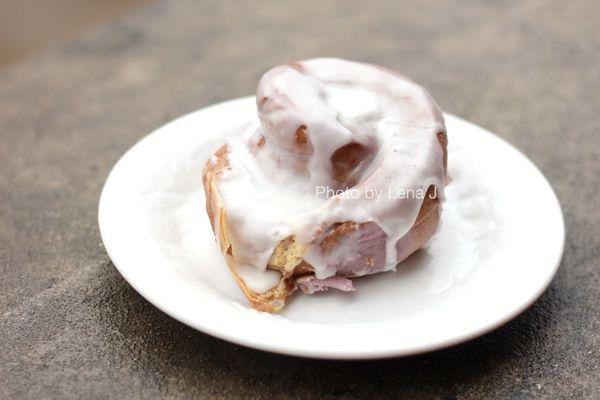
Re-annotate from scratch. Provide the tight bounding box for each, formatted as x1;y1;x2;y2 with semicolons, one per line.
98;96;564;359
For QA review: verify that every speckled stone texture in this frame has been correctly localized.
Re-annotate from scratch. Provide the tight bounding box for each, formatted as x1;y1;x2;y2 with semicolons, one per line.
0;1;598;398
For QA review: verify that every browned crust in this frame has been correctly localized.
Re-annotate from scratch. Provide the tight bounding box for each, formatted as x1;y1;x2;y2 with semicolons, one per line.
320;222;359;251
296;125;308;144
438;131;448;174
203;144;303;312
202;130;448;313
395;189;441;263
256;135;266;149
294;125;312;155
331;142;373;187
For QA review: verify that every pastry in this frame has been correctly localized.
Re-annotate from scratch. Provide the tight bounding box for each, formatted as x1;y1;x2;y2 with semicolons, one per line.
203;58;447;312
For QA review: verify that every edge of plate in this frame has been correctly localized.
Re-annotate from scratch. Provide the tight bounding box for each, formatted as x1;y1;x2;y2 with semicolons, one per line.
98;96;565;359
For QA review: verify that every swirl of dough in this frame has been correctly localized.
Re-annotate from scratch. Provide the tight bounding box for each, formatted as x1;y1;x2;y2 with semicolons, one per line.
203;58;447;312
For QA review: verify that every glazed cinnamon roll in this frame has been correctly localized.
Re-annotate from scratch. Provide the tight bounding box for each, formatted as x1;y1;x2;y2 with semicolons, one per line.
203;58;447;312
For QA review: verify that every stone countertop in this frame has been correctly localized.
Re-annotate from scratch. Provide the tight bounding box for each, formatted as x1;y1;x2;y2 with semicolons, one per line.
1;1;598;398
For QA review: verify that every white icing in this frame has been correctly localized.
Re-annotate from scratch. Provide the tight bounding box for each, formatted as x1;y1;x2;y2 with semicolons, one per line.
213;58;446;292
234;264;283;293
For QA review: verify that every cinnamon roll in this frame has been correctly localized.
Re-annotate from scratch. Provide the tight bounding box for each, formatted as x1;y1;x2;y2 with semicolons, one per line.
203;58;447;312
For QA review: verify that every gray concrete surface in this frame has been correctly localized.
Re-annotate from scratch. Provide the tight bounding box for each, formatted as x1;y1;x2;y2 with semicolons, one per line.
1;1;598;398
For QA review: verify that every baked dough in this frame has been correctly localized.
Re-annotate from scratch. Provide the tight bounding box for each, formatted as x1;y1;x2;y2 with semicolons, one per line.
203;58;448;312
